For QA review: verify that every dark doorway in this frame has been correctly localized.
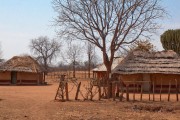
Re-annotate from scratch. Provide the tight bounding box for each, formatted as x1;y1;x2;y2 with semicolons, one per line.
11;71;17;84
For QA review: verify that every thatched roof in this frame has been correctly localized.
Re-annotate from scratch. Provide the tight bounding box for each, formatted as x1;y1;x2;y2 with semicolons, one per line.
0;56;42;73
93;57;123;72
113;50;180;74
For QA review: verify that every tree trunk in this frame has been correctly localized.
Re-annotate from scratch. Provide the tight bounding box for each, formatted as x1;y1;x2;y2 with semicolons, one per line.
88;60;91;78
88;53;91;78
73;60;76;78
102;51;113;98
106;66;112;98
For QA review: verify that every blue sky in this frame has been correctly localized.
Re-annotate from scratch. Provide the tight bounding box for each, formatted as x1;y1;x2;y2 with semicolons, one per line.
0;0;180;60
0;0;56;59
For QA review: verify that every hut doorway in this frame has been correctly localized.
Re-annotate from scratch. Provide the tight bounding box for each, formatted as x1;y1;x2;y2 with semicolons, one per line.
142;74;151;92
11;71;17;84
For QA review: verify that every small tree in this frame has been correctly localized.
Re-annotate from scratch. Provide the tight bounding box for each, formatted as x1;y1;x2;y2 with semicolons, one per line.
66;43;82;78
161;29;180;54
29;36;61;71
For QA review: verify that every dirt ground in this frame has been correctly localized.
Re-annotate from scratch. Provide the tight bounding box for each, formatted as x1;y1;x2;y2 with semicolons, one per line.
0;80;180;120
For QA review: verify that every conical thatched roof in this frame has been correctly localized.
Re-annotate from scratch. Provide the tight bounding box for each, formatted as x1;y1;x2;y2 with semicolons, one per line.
0;56;42;73
113;50;180;74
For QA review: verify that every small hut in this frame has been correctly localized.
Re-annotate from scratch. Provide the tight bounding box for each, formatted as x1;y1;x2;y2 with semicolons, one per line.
93;57;123;79
113;50;180;92
0;56;44;85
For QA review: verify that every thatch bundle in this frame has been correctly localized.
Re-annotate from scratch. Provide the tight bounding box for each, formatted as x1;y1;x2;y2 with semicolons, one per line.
0;56;42;73
113;50;180;74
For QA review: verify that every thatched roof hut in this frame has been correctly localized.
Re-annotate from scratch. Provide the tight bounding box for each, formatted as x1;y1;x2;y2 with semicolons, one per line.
93;57;123;79
113;50;180;92
0;56;42;73
0;56;44;85
113;50;180;75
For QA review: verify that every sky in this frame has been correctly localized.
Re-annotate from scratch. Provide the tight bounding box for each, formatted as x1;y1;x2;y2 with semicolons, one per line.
0;0;180;60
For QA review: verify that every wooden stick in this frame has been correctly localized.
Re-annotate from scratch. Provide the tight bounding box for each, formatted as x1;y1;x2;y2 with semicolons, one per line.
75;82;81;100
153;80;155;101
168;80;171;101
140;83;143;101
149;81;151;101
160;79;162;101
98;86;101;100
54;82;61;100
175;79;179;101
65;82;69;101
133;81;135;101
126;84;129;101
116;82;120;97
112;82;116;101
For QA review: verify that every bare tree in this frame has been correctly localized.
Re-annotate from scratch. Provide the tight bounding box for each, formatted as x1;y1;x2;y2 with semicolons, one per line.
29;36;61;71
66;43;82;78
0;42;3;61
53;0;165;78
53;0;166;98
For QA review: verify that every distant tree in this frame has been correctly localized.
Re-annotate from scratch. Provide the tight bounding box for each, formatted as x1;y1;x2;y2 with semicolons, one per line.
0;42;2;60
118;40;156;57
29;36;61;71
161;29;180;54
66;43;82;77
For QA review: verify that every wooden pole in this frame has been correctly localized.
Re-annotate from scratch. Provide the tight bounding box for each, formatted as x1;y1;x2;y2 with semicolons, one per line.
54;83;61;100
98;86;101;100
75;82;81;100
65;82;69;101
116;82;120;97
126;84;129;101
149;81;151;101
153;80;155;101
112;82;116;101
140;83;143;101
168;80;171;101
160;79;162;101
119;80;124;101
175;79;179;101
133;81;135;101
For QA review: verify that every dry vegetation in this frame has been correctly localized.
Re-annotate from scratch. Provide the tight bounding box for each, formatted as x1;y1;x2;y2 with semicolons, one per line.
0;76;180;120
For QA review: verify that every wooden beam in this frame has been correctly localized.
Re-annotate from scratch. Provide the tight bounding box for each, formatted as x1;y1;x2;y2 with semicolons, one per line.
175;79;179;101
98;86;101;100
133;81;135;101
126;84;129;101
153;80;155;101
112;82;116;101
65;82;69;101
168;80;171;101
140;83;143;101
160;79;162;101
149;81;151;101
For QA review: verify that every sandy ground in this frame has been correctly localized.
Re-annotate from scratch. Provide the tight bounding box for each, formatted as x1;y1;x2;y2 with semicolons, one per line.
0;81;180;120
